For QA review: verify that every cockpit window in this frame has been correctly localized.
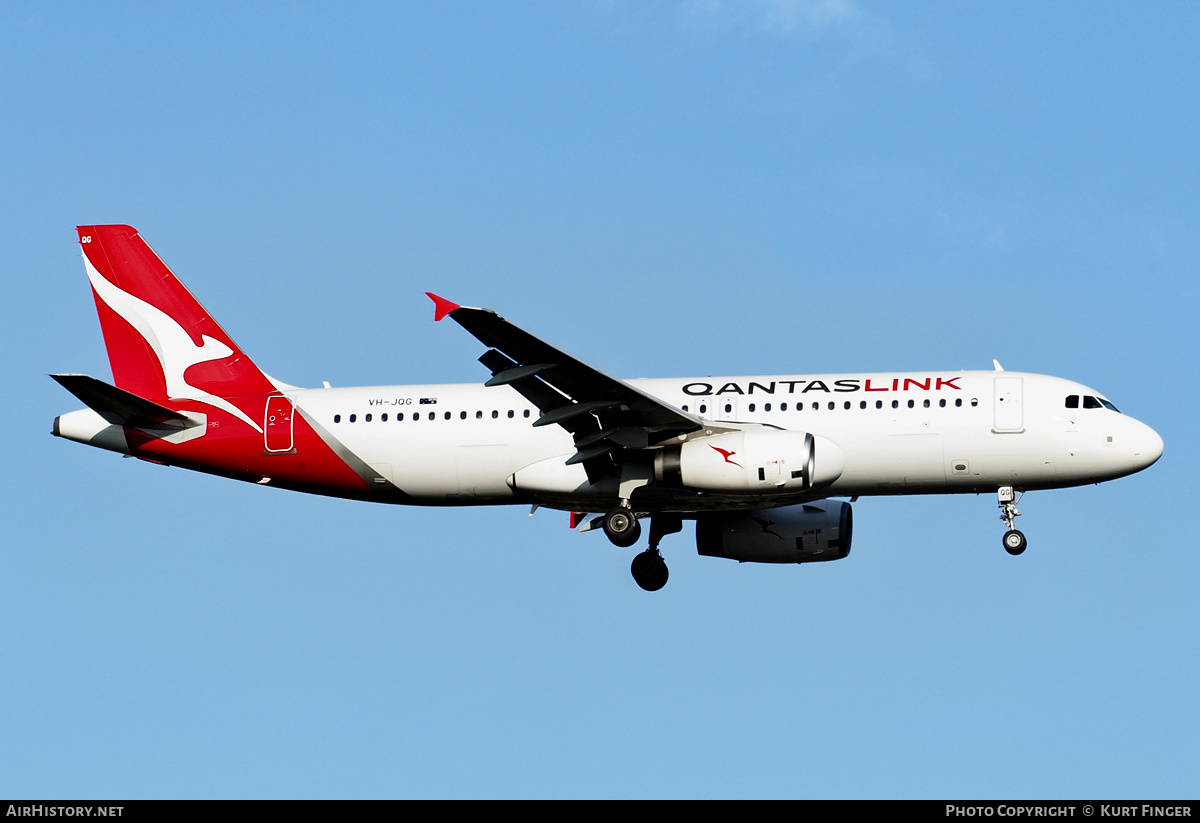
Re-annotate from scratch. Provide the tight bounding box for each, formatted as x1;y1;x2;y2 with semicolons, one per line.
1070;394;1120;412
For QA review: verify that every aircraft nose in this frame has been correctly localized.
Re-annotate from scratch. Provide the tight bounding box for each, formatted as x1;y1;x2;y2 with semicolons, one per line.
1129;419;1164;471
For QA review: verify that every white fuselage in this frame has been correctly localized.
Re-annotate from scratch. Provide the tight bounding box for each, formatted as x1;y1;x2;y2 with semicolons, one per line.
286;370;1162;509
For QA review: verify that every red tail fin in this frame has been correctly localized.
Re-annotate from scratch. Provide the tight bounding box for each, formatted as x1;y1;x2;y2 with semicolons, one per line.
78;225;277;430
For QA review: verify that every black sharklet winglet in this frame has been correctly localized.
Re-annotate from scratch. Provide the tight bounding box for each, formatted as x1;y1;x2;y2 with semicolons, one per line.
51;374;198;429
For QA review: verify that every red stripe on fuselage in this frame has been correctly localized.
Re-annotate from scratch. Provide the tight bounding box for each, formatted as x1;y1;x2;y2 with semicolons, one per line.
126;395;378;498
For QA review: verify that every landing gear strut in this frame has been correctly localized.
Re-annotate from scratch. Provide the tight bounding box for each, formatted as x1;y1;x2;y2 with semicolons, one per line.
599;507;680;591
630;514;681;592
998;486;1027;555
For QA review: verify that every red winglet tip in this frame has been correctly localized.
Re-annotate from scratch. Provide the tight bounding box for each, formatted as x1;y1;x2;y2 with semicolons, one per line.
570;512;583;529
425;292;460;322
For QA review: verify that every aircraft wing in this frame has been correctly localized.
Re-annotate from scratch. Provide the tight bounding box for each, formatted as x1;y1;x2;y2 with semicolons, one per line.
428;294;703;481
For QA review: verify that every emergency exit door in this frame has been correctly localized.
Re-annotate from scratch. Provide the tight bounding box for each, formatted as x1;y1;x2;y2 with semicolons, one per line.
264;395;295;453
993;377;1024;433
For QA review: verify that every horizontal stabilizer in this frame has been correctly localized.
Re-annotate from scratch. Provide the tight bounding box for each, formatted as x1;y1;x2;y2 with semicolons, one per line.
50;374;196;428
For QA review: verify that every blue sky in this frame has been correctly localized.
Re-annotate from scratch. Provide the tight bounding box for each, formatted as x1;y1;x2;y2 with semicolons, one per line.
2;1;1197;798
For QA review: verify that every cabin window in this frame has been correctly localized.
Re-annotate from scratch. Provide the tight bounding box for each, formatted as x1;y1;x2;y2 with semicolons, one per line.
507;410;514;418
812;402;819;411
444;412;451;420
381;413;388;422
780;402;788;411
492;410;499;419
971;398;979;407
844;401;851;410
891;400;899;409
876;400;883;409
398;413;405;421
349;414;356;423
955;399;963;407
460;411;467;420
907;400;914;409
699;404;707;414
923;399;930;408
828;401;835;411
860;401;867;409
748;403;756;412
365;414;372;422
939;399;946;408
334;414;341;423
524;409;531;418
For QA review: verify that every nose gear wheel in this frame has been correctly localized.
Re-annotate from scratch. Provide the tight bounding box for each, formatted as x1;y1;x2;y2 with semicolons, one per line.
998;486;1027;555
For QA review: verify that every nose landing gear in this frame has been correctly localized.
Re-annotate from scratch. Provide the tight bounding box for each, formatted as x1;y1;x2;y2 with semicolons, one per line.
998;486;1027;555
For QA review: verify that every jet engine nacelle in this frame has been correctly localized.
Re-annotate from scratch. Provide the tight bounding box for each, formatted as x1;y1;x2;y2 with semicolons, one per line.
695;499;853;564
655;430;843;493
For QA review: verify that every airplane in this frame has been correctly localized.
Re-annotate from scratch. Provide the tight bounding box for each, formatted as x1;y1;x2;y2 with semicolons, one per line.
52;224;1164;591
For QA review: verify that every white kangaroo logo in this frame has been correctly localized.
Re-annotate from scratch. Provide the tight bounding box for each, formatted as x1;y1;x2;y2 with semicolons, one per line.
84;253;264;433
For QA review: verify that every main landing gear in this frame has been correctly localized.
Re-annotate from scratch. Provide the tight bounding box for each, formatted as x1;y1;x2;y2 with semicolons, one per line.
602;506;681;591
602;506;641;548
631;548;669;592
998;486;1027;556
